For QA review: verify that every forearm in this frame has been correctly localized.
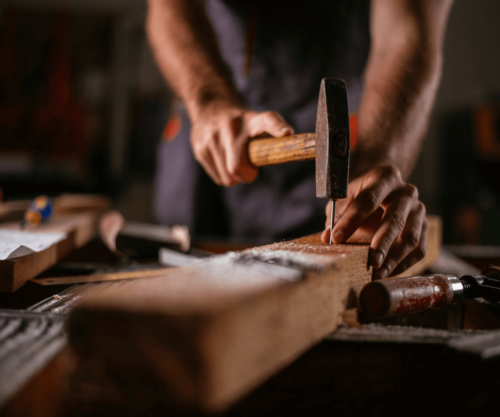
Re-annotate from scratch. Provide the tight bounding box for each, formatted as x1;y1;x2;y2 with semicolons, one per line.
146;0;244;120
351;0;452;180
352;46;441;180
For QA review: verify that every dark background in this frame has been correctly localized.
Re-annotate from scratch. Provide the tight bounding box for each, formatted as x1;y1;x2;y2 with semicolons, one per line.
1;0;500;245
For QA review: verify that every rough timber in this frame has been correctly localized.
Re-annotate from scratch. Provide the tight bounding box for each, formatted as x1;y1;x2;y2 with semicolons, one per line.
68;233;372;412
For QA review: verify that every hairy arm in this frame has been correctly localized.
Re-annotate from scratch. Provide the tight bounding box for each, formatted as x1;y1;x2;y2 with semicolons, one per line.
147;0;241;119
146;0;293;186
351;0;453;180
323;0;453;279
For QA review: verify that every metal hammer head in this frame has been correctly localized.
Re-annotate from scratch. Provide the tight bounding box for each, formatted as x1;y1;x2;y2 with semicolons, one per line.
315;78;350;200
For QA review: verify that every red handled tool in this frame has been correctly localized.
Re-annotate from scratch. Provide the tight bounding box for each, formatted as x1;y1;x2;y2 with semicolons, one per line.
359;267;500;317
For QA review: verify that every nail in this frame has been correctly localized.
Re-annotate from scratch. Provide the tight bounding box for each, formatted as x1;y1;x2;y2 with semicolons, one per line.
332;230;344;244
281;127;294;136
371;251;384;268
375;267;389;280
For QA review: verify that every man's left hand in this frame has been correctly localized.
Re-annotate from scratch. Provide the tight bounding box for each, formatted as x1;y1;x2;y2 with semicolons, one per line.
321;165;427;280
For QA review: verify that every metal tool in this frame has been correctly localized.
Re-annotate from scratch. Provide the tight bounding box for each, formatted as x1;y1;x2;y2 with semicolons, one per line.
315;78;350;242
247;78;351;243
359;266;500;317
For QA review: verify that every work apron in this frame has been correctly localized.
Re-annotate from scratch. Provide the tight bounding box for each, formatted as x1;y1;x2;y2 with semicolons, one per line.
155;0;371;242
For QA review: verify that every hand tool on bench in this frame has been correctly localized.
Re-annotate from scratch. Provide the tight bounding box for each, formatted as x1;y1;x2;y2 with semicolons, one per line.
247;78;351;243
359;266;500;317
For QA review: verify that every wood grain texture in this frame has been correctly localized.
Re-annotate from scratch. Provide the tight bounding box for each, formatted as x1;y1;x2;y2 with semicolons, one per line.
247;133;315;167
1;347;70;417
68;234;371;412
0;211;104;292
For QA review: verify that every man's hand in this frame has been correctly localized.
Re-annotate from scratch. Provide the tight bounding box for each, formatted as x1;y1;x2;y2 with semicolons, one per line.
191;104;294;186
321;165;427;280
147;0;295;187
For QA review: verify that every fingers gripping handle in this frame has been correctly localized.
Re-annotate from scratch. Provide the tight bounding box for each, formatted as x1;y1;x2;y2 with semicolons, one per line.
246;78;350;178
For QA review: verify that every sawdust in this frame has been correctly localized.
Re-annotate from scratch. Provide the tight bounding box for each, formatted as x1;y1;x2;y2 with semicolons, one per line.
253;240;365;257
242;249;335;270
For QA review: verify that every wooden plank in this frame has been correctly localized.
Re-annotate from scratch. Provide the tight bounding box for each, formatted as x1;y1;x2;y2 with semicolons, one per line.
68;234;371;412
0;211;105;292
31;215;441;288
1;349;70;417
0;199;30;222
0;193;110;222
33;267;175;286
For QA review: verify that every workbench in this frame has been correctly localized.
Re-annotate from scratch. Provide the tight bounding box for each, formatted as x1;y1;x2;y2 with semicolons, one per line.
1;211;500;417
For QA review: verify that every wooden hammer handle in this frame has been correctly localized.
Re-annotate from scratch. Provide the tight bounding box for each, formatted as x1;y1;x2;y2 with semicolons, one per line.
247;133;316;167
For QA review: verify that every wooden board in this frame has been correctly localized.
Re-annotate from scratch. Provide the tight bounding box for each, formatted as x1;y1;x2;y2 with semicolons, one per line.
68;234;371;412
33;267;174;286
0;193;110;222
0;210;106;292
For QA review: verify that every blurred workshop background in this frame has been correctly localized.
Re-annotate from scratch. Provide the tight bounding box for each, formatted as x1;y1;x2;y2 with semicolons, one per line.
0;0;500;245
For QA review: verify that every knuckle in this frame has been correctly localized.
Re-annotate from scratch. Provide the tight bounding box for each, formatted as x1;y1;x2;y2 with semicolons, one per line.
406;231;420;249
391;211;406;231
384;256;399;272
418;202;427;216
414;245;426;260
379;165;400;180
264;110;280;120
197;132;213;147
377;235;393;254
405;184;419;199
359;189;380;210
192;142;206;158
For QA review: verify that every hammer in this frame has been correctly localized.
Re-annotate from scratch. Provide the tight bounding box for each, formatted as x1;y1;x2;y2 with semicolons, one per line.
247;78;351;243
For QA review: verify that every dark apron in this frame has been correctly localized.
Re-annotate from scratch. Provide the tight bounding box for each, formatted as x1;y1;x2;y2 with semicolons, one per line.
154;0;371;242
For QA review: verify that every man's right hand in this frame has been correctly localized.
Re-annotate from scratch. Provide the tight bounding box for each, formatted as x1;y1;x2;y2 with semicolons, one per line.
147;0;294;187
190;103;294;186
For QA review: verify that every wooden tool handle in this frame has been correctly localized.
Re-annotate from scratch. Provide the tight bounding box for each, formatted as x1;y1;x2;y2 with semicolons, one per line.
247;133;315;167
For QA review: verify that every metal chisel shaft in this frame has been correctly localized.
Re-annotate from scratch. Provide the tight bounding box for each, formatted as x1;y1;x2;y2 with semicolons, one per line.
329;199;335;244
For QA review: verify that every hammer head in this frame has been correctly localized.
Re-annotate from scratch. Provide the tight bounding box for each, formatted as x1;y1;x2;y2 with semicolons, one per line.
315;78;350;200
